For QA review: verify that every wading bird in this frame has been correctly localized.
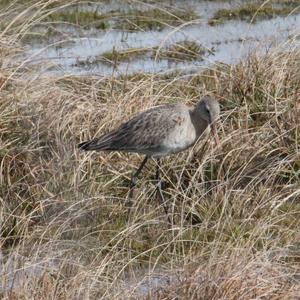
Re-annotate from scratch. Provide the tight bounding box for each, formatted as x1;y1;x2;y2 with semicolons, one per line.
79;96;220;222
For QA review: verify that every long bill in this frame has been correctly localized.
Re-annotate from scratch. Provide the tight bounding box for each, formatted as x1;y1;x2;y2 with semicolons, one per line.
210;123;220;146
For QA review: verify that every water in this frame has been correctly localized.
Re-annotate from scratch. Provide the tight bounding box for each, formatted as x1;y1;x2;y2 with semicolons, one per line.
0;250;58;292
17;1;300;77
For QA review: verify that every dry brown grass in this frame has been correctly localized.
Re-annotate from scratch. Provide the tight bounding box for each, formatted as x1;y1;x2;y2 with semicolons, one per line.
1;1;300;299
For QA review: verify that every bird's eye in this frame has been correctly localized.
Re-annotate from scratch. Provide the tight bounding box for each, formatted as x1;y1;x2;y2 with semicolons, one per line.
206;107;210;114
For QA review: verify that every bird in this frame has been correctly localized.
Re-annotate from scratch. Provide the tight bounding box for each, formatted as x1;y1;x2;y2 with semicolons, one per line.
78;95;220;222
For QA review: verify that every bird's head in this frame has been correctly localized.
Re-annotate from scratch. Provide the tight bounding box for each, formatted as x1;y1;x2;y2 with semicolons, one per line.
196;95;220;144
197;95;220;123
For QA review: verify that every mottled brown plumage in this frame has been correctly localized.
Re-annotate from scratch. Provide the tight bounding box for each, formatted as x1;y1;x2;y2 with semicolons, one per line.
79;96;220;223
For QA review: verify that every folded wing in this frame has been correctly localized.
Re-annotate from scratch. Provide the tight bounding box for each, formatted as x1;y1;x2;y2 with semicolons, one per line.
78;104;187;154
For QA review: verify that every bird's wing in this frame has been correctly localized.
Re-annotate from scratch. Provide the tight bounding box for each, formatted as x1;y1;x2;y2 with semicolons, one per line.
79;104;188;152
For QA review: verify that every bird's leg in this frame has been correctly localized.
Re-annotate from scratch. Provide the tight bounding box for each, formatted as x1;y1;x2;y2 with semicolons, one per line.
155;159;172;224
126;156;148;214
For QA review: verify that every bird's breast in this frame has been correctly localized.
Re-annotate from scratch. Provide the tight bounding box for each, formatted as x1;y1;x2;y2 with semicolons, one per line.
162;119;197;154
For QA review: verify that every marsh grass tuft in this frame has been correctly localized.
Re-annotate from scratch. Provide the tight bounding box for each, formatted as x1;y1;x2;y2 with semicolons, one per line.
45;10;108;29
114;8;198;31
209;2;299;25
76;41;211;67
153;41;212;61
101;47;153;65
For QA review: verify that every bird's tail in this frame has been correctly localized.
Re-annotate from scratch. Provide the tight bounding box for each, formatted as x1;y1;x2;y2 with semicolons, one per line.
78;140;97;151
78;130;120;151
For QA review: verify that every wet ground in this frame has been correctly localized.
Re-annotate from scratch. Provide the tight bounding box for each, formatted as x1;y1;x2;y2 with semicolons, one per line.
14;0;300;77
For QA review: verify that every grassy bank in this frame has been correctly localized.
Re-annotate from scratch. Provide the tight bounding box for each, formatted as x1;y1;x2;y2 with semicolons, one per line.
92;41;211;66
209;2;300;25
1;1;300;299
0;0;199;40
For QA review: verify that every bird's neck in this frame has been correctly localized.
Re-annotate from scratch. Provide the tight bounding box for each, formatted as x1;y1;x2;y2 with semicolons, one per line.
189;108;209;138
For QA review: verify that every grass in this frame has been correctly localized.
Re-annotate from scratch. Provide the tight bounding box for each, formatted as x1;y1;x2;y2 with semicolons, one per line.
1;47;300;298
101;47;153;64
1;1;300;299
44;10;108;29
1;2;199;47
209;2;299;25
4;4;199;33
273;0;300;6
153;41;212;61
113;8;199;31
76;41;211;66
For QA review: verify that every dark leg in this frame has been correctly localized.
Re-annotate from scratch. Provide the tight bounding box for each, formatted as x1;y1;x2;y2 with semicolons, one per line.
155;159;172;224
126;156;148;213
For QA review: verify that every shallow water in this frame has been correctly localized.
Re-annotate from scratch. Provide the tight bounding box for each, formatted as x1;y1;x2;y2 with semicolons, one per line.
16;1;300;76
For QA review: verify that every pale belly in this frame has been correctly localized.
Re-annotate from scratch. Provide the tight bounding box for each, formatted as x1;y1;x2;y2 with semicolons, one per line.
130;133;197;158
157;124;197;157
